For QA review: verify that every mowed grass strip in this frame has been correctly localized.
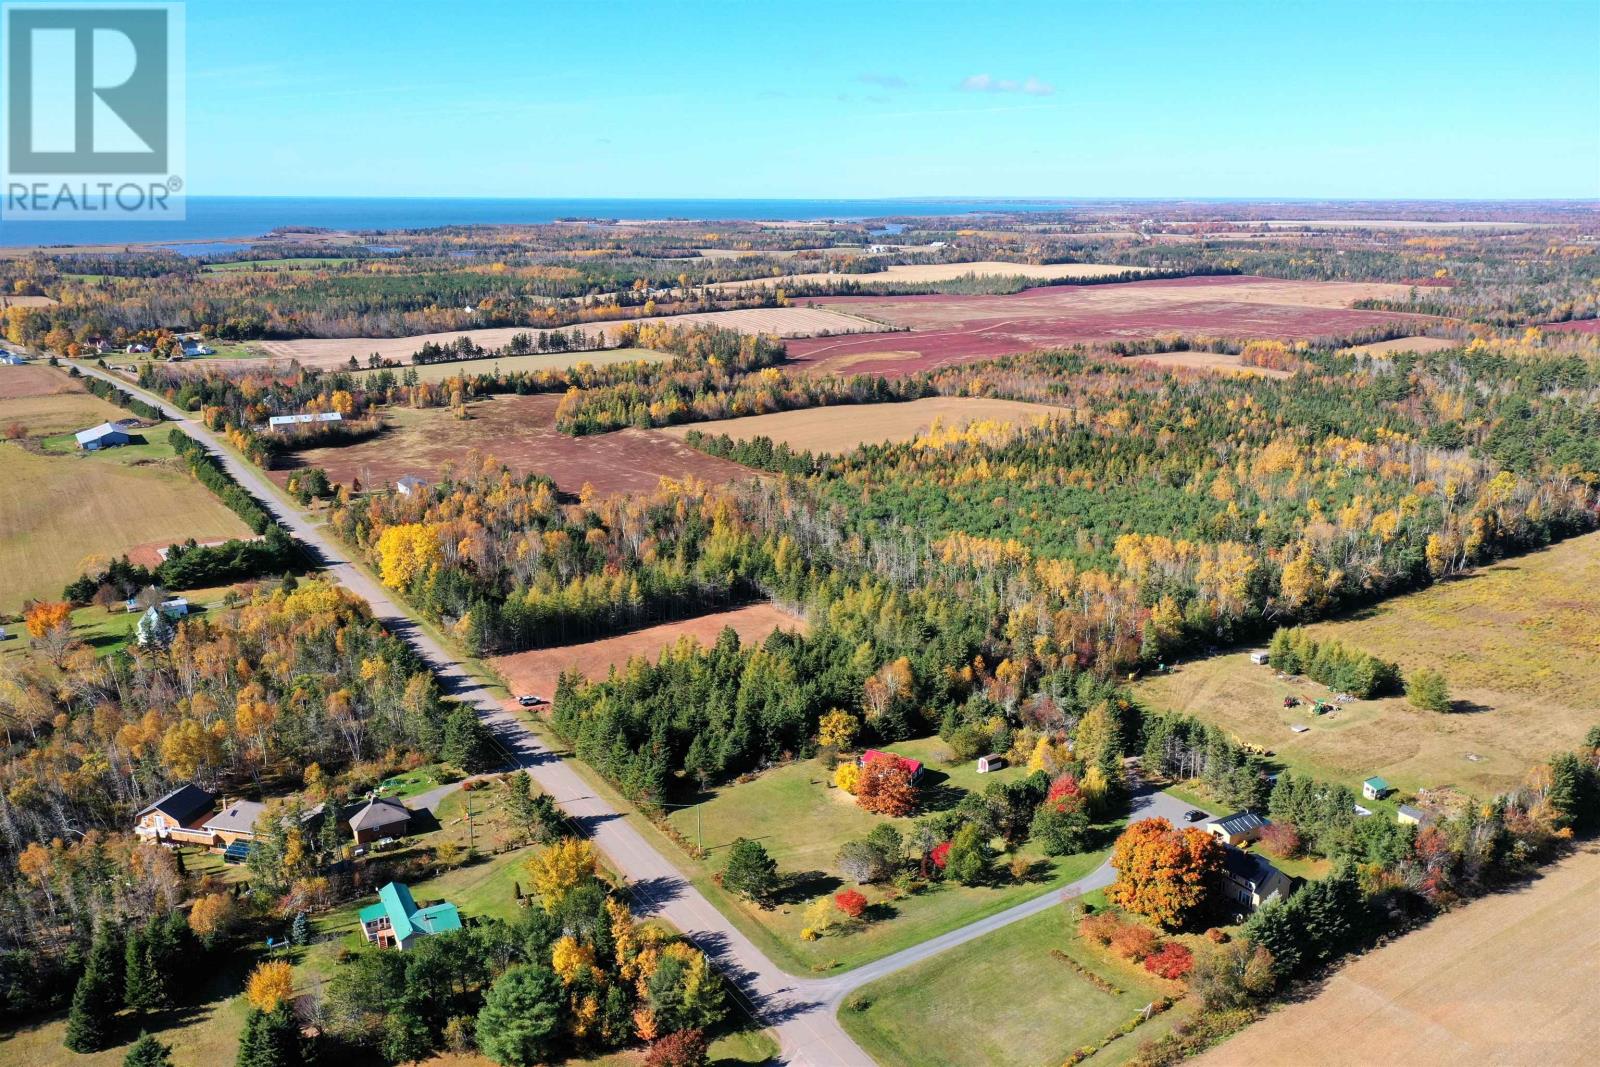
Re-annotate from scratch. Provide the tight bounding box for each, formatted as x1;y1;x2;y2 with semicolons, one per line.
663;736;1112;972
0;439;249;610
839;905;1185;1067
1134;531;1600;797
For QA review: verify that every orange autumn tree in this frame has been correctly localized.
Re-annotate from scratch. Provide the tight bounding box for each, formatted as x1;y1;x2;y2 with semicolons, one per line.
1106;817;1222;929
855;758;917;817
24;600;70;638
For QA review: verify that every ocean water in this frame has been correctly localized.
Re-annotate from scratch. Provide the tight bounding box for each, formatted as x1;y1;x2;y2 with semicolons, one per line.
0;196;1074;249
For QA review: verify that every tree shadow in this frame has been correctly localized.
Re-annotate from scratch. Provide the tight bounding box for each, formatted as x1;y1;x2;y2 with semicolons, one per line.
771;870;841;906
1448;699;1495;715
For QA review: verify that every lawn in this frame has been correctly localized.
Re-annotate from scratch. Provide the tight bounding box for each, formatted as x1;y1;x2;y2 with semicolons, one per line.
351;346;668;383
0;583;237;662
0;438;250;612
661;736;1118;972
1134;532;1600;798
838;899;1192;1067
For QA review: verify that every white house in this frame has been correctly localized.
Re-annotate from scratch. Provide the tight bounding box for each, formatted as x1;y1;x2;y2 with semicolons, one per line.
267;412;343;431
180;340;214;357
395;475;427;497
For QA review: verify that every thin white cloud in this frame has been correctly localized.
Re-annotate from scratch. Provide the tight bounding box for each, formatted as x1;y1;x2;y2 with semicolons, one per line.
959;73;1055;96
859;73;909;89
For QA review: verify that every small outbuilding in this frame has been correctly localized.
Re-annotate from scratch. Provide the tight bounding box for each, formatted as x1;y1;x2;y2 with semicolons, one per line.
349;797;412;844
75;422;131;450
1397;804;1433;826
976;754;1007;774
1248;650;1271;665
1206;810;1269;846
1362;776;1390;801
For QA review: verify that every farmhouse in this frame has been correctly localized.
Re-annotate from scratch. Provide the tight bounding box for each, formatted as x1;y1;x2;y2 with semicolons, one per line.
75;422;131;450
395;475;427;496
267;411;343;432
1362;776;1390;801
1219;845;1295;912
349;796;412;844
133;784;217;845
976;754;1007;774
180;340;214;357
1206;810;1269;846
860;748;924;783
358;881;461;950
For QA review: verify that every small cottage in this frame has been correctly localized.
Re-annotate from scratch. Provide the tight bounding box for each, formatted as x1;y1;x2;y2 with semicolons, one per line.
395;475;427;497
1206;810;1269;846
976;754;1007;774
359;882;461;950
349;797;412;844
1362;776;1389;801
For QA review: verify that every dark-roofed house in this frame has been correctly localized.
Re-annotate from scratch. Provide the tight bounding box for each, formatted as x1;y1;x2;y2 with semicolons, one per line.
349;797;412;844
358;882;461;950
134;785;216;845
1206;810;1269;847
1219;845;1295;913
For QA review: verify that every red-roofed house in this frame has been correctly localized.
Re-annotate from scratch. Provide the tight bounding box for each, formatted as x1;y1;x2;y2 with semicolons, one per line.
859;749;923;783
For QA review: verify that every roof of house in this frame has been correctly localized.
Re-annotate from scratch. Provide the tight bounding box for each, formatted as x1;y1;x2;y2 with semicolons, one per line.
1363;776;1389;790
862;749;923;775
1397;804;1432;822
395;475;426;489
75;421;128;444
359;881;461;942
349;796;412;832
137;784;216;824
268;411;343;427
1209;811;1268;835
203;798;266;836
1221;845;1285;888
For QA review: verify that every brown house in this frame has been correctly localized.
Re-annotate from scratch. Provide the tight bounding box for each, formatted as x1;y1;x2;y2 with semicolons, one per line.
133;785;217;846
349;797;412;844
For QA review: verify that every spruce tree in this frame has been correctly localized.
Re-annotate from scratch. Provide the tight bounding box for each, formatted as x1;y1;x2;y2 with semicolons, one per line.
65;923;124;1052
289;912;309;947
124;1032;175;1067
236;1006;304;1067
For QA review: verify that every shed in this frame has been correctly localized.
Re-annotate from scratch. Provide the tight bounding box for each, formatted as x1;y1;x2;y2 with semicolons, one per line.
75;422;131;450
349;797;412;844
1362;776;1389;801
1206;810;1269;846
1397;804;1432;826
1248;650;1271;665
976;754;1007;774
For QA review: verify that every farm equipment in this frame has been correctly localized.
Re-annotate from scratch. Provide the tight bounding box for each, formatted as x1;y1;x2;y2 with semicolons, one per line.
1283;696;1299;709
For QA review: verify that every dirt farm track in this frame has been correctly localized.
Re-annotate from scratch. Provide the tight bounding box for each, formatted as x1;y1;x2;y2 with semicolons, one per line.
1198;847;1600;1067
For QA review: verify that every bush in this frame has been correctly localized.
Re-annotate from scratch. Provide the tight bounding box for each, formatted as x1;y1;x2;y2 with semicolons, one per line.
1077;912;1123;946
1257;821;1302;859
1406;668;1453;713
1143;941;1195;979
1109;922;1159;962
834;889;868;920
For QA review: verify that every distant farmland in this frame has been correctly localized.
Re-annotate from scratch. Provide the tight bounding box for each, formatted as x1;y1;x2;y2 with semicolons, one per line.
786;275;1432;377
708;260;1149;291
663;396;1063;454
352;347;669;383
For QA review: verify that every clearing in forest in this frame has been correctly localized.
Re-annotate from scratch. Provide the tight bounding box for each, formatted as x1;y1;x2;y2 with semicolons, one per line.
1134;531;1600;797
490;602;803;702
265;394;759;500
662;396;1064;453
708;261;1148;291
1197;846;1600;1067
1126;350;1293;378
351;347;669;383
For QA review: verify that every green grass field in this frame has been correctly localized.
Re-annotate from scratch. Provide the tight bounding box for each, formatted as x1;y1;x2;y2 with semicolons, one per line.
662;736;1117;973
202;257;355;272
0;437;250;611
0;389;126;438
838;900;1193;1067
1135;531;1600;797
352;346;668;383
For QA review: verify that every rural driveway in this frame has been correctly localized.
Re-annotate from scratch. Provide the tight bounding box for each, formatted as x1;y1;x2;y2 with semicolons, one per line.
73;363;1207;1065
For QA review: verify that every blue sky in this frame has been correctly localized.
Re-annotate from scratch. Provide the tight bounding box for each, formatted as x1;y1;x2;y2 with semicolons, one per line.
185;0;1600;199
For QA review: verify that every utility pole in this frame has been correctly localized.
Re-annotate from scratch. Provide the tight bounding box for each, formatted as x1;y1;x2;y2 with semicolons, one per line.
466;789;475;851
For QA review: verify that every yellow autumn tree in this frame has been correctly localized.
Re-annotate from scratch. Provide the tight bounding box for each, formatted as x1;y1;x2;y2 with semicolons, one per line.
375;523;441;589
833;761;861;795
1279;546;1328;614
245;960;295;1011
525;837;597;911
817;709;860;750
159;719;225;780
188;892;237;943
551;934;599;985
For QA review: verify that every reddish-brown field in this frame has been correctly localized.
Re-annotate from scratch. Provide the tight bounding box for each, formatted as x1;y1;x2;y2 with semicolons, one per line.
490;602;805;703
0;363;79;401
266;394;757;499
787;275;1432;376
1540;318;1600;334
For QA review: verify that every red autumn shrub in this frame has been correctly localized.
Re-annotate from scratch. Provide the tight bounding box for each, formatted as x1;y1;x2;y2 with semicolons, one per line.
1258;821;1302;859
1077;911;1123;946
834;889;868;919
644;1029;709;1067
1108;921;1159;962
930;841;951;869
1143;941;1195;979
1047;773;1084;812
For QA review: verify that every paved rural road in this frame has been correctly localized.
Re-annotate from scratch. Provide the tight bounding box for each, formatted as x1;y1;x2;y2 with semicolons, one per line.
74;363;1207;1065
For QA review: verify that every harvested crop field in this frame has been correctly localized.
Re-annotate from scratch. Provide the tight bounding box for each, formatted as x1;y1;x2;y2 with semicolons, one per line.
1341;335;1459;355
1540;318;1600;334
251;306;887;369
708;260;1147;291
0;363;81;401
786;275;1431;377
662;396;1063;453
1199;846;1600;1067
265;394;758;500
1134;531;1600;797
352;347;668;384
1127;350;1293;378
490;603;804;702
0;365;130;437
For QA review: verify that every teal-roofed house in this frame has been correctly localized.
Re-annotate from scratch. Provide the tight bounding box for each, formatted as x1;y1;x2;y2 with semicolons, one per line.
358;882;461;950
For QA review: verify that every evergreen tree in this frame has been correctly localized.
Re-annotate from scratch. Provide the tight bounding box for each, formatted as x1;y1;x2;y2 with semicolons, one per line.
65;923;124;1053
123;1032;175;1067
475;965;562;1067
289;912;309;948
442;704;497;773
721;838;778;902
236;1006;304;1067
